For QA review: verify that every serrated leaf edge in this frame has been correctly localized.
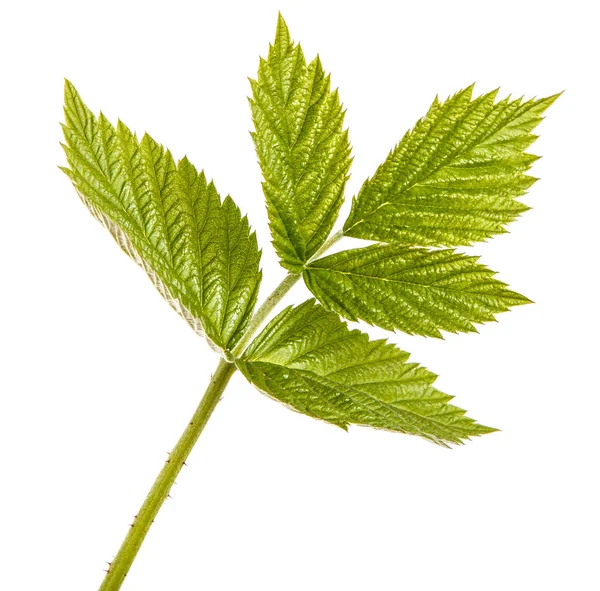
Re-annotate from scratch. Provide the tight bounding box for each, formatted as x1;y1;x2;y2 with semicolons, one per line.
72;186;225;357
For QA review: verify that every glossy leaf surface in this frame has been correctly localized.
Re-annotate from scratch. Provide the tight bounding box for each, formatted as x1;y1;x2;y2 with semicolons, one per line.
305;245;529;337
344;87;559;246
250;15;352;271
238;300;494;445
61;81;262;355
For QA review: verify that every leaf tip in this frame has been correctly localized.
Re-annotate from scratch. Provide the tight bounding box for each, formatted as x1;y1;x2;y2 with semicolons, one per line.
275;11;291;47
462;82;476;100
514;292;534;306
63;78;82;111
476;424;500;437
543;90;564;106
63;77;76;96
276;11;288;29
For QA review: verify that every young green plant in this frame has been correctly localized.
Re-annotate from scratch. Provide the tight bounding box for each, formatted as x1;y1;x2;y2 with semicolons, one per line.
60;14;558;591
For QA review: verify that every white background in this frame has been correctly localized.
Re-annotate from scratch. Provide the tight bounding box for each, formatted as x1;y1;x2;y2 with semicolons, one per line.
1;1;598;589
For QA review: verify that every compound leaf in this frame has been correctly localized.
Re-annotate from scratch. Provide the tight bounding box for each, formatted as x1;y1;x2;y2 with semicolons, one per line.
237;300;495;445
304;245;529;338
344;86;560;245
250;14;352;272
61;80;261;356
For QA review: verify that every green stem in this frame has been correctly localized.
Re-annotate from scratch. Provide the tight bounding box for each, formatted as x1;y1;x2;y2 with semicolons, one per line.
231;229;345;358
98;359;236;591
306;229;344;263
231;271;301;357
98;229;346;589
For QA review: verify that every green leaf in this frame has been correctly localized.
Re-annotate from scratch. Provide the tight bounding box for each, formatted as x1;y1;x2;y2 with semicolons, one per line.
237;300;495;445
304;245;529;338
250;14;352;272
61;80;262;356
343;86;560;245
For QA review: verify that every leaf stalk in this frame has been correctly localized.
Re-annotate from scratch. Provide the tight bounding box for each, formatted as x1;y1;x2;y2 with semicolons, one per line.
230;272;301;357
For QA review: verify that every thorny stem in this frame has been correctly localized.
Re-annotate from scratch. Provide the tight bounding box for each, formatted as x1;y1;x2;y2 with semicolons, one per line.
98;359;236;591
97;229;345;589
